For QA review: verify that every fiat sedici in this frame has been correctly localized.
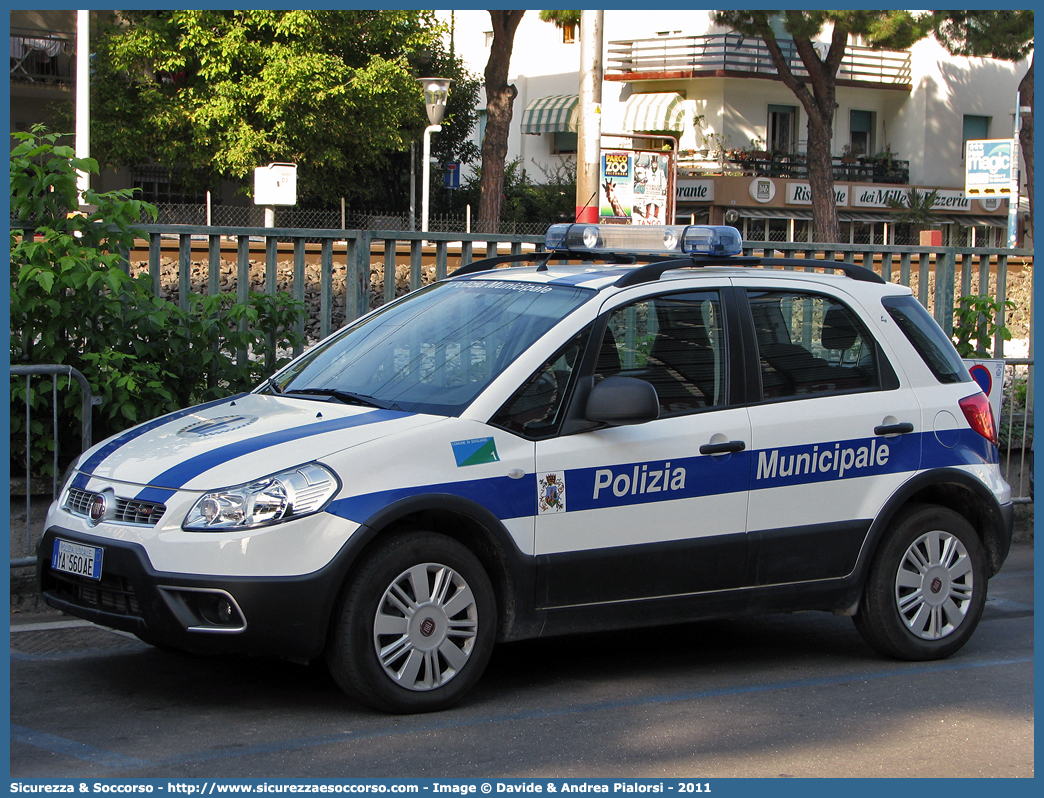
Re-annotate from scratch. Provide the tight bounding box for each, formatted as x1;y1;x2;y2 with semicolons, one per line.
41;224;1013;713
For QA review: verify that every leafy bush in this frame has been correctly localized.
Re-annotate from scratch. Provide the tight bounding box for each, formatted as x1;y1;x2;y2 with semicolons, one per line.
10;126;306;479
952;294;1016;358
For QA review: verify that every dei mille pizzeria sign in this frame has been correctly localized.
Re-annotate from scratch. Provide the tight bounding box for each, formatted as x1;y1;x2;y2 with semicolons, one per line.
600;150;675;224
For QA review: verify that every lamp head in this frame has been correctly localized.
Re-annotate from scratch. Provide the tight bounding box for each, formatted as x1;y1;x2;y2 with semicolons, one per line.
418;77;452;125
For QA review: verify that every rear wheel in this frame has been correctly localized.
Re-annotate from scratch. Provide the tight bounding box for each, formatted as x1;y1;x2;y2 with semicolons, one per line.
854;504;987;660
326;531;496;713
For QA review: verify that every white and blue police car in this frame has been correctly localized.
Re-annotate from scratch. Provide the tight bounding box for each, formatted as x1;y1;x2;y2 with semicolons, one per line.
41;224;1013;713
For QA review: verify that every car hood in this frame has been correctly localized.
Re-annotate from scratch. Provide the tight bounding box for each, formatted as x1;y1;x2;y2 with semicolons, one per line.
71;393;440;492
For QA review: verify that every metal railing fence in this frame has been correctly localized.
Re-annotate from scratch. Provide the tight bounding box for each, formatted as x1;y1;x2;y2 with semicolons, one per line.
10;364;98;568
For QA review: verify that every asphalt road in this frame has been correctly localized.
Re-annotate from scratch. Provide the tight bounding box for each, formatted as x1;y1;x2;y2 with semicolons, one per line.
9;544;1034;780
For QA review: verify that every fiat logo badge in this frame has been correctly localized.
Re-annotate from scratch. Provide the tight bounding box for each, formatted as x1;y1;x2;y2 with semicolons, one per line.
930;577;943;594
89;494;107;524
420;617;437;637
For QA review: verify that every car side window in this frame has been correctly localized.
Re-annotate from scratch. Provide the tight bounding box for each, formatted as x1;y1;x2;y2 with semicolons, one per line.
596;292;725;417
748;290;880;400
491;331;587;438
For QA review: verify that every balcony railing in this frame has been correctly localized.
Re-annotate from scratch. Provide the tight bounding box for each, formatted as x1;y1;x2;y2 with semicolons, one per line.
607;32;912;88
10;29;74;86
683;151;910;184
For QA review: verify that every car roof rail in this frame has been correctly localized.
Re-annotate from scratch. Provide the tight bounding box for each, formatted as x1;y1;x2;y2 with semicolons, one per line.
449;249;885;287
448;250;638;278
614;255;885;288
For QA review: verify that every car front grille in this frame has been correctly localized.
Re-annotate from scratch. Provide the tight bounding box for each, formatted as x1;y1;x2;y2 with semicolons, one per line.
48;570;141;617
64;487;166;527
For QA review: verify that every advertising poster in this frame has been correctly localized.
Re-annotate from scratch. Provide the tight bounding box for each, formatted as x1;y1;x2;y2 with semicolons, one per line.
600;150;674;225
632;152;670;224
599;150;633;223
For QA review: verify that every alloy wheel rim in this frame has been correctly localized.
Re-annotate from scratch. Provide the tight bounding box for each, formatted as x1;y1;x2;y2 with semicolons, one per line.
894;529;974;640
373;563;479;691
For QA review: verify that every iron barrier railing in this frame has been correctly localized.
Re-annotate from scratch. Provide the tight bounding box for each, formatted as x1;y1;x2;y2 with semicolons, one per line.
10;364;99;568
94;225;1031;349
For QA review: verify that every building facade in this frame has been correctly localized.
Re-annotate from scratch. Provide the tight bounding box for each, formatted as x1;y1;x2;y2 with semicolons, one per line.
441;10;1031;247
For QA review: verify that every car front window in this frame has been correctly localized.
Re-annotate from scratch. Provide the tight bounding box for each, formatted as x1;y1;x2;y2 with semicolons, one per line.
270;279;594;416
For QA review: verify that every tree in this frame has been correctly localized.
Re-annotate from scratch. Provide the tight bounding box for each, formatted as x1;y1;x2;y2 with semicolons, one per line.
713;11;930;242
539;10;581;34
931;11;1034;235
10;126;306;477
478;10;526;233
885;187;941;243
88;10;478;208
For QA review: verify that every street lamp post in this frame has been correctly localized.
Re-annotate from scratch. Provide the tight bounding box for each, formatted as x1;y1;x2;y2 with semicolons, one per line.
418;78;452;234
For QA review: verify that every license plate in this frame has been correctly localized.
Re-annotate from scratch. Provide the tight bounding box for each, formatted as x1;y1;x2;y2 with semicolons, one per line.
51;538;104;580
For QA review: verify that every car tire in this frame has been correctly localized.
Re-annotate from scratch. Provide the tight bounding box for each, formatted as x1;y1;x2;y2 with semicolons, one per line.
854;504;988;660
325;531;496;713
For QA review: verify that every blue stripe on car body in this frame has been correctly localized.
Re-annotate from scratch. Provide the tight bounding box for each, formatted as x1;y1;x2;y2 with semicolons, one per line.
72;394;248;490
134;409;409;500
323;430;993;525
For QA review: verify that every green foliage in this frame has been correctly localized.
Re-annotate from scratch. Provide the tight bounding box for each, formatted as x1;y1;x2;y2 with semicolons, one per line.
460;159;576;228
539;11;581;30
952;294;1016;358
931;11;1034;62
88;10;481;207
714;10;932;51
10;126;306;478
884;188;942;230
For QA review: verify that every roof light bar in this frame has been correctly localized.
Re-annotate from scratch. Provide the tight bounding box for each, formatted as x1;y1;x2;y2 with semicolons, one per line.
545;224;743;257
545;224;689;255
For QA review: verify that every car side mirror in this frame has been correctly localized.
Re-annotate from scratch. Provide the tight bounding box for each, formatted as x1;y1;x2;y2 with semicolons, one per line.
584;376;659;426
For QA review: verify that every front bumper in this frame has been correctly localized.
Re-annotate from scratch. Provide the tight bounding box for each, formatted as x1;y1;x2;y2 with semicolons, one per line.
38;526;351;661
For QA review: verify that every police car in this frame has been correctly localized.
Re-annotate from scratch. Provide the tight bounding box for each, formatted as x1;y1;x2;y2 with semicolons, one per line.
40;224;1013;713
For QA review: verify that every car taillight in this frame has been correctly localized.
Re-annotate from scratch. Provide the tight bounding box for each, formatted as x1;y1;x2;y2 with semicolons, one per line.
959;392;998;446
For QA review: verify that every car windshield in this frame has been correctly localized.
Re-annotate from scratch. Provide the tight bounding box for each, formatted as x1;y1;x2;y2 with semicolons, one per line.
268;279;594;416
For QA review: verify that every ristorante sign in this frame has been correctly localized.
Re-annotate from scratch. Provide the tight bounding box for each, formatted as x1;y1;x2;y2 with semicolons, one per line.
786;183;849;206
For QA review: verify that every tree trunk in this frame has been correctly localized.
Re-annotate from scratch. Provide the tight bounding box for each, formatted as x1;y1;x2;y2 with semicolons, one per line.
758;16;846;243
478;10;525;235
805;111;841;243
1018;58;1033;234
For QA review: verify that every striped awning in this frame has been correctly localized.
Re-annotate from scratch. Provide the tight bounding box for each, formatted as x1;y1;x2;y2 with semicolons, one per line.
520;94;579;134
738;208;814;220
840;212;893;223
620;92;685;133
947;214;1007;227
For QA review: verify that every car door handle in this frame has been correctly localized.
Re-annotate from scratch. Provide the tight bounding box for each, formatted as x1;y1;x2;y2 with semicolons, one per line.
874;422;914;436
700;440;746;455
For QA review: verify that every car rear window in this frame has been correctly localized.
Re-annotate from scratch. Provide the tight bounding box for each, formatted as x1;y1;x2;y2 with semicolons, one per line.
882;295;970;384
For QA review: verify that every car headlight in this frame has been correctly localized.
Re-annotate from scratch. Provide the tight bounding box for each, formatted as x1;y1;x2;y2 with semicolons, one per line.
183;463;339;531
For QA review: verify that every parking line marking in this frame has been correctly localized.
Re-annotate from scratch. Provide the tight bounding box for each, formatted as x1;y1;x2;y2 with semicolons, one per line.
10;724;148;769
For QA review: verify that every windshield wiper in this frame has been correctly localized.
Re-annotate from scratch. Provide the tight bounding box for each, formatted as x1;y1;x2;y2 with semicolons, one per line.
283;388;392;409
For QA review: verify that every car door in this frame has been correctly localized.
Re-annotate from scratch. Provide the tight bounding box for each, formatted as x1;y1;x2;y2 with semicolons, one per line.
531;287;753;610
739;283;922;585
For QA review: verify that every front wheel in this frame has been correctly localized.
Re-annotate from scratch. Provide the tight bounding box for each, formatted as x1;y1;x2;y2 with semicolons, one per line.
854;504;988;660
326;531;496;713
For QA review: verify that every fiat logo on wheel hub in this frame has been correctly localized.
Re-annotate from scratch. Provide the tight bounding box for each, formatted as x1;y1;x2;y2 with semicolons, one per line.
930;577;943;594
419;617;437;637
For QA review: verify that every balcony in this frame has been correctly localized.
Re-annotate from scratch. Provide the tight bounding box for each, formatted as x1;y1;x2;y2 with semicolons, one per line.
681;151;910;185
607;32;912;90
10;29;75;87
